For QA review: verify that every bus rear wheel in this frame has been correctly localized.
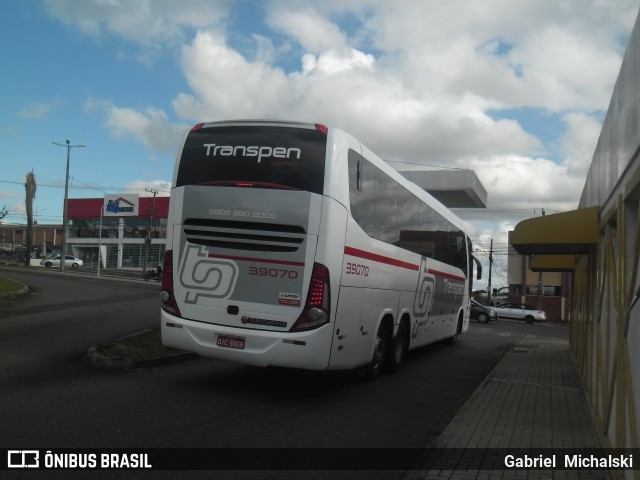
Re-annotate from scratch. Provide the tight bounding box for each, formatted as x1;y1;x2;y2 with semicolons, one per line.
386;319;408;373
447;314;463;345
364;322;388;380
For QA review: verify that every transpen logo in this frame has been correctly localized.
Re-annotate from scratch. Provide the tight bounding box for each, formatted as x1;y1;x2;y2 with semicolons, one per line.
203;143;301;163
179;244;238;304
414;258;434;318
414;276;434;318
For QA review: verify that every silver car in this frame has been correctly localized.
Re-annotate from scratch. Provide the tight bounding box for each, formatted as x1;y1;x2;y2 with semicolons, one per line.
470;299;498;323
40;255;83;269
493;302;546;324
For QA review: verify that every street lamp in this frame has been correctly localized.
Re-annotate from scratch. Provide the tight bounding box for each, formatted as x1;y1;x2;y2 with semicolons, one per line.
52;139;86;271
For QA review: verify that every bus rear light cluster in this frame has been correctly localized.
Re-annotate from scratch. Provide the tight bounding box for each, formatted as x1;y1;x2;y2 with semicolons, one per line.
314;124;328;134
160;250;182;317
290;263;330;332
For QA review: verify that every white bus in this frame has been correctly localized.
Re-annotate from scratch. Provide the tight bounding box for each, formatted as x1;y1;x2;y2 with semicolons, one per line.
161;120;481;378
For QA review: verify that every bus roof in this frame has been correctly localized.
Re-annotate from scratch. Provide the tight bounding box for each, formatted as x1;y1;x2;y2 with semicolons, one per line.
183;120;471;236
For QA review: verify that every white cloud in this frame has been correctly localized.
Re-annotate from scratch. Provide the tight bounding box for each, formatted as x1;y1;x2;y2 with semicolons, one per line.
266;7;349;52
68;0;637;227
43;0;230;46
251;34;278;64
505;25;627;111
171;28;540;166
299;48;374;76
559;112;603;177
30;0;636;287
467;154;584;212
19;98;63;120
173;31;291;120
101;104;188;153
357;0;635;112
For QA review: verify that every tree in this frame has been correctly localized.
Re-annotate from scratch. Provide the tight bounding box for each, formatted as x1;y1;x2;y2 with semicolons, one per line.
25;171;37;266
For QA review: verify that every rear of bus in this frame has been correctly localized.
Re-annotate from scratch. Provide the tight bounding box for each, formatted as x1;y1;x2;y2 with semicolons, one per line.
161;120;337;370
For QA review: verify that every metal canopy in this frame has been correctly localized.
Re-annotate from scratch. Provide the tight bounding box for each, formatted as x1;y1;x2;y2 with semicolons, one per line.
529;254;577;272
511;206;599;256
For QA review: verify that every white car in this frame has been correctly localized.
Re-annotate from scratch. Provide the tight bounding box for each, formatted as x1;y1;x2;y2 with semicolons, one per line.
40;255;83;269
493;302;547;324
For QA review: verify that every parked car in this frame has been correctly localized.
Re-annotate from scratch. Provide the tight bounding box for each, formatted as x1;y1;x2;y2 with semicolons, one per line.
40;255;83;269
492;287;510;305
493;302;546;323
470;299;497;323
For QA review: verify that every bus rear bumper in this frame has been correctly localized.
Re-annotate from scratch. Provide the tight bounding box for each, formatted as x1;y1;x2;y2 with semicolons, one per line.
161;310;334;370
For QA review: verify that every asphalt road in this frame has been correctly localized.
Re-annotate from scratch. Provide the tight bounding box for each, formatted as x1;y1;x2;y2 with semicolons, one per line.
0;267;569;479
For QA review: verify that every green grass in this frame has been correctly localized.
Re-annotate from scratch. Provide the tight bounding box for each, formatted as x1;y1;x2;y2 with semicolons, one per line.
0;276;25;296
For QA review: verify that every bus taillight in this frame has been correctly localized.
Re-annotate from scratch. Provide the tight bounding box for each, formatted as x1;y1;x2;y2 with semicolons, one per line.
290;263;331;332
160;249;182;317
314;124;328;134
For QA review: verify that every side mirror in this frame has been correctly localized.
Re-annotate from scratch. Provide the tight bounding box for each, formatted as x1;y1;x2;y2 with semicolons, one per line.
472;254;482;280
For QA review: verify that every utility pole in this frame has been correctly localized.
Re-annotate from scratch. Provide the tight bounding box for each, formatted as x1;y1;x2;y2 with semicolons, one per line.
142;187;158;276
52;140;86;271
487;238;493;305
537;209;545;309
24;170;37;267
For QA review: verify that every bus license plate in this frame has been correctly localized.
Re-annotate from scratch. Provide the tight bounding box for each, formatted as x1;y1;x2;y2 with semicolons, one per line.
216;334;245;350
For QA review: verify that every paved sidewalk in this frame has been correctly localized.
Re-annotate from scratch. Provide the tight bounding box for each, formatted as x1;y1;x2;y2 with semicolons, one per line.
404;337;612;480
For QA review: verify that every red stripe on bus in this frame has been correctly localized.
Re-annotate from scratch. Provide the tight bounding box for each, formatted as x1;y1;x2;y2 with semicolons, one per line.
344;246;420;271
427;268;466;282
208;254;305;267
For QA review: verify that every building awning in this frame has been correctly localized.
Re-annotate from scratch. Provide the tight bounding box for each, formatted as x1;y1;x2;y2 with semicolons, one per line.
529;255;576;272
511;207;599;255
68;197;170;220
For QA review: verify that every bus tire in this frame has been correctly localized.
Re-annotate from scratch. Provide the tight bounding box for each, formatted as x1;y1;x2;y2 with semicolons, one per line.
447;314;463;345
386;319;408;373
364;322;388;381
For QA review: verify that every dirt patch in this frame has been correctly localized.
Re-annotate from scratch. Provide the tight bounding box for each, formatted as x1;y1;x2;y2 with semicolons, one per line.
84;327;198;369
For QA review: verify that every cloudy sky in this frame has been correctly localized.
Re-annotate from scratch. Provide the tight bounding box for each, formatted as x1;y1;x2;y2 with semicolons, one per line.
1;0;638;288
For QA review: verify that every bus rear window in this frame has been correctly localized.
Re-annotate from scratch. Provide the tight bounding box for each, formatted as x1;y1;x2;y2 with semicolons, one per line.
176;125;327;194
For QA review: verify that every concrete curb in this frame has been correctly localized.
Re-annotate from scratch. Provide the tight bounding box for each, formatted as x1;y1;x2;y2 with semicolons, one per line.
0;281;29;300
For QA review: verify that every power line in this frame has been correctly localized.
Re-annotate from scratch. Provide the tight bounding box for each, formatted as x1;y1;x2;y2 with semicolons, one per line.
0;178;170;194
69;177;110;195
0;178;115;191
389;160;465;170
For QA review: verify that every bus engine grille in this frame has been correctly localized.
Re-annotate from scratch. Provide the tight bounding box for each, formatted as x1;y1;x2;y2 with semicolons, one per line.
183;218;306;253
